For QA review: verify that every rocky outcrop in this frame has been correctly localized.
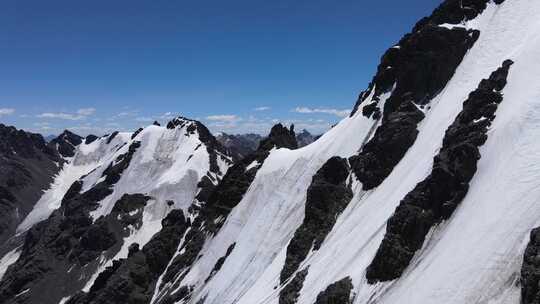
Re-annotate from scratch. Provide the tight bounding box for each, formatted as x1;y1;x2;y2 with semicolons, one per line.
366;60;513;283
280;157;352;284
105;131;119;144
350;100;425;189
348;0;502;190
66;209;188;304
48;130;83;158
521;227;540;304
85;134;98;144
0;124;61;246
313;277;354;304
279;268;309;304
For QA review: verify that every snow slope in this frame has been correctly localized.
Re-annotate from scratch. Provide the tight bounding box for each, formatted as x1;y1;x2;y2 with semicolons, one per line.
2;1;540;304
158;1;540;304
2;119;232;302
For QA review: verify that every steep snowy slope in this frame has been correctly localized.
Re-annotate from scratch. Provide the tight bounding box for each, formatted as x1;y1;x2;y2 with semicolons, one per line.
146;1;540;304
0;118;233;304
3;0;540;303
0;125;62;251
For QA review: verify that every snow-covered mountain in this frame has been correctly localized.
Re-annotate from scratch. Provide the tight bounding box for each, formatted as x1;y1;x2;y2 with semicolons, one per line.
2;0;540;303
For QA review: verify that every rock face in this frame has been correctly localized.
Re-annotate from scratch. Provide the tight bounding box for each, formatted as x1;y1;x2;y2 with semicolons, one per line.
66;209;188;304
280;267;309;304
522;228;540;304
280;157;352;284
366;60;513;283
49;130;83;158
279;157;352;304
313;277;353;304
0;124;61;245
349;0;491;190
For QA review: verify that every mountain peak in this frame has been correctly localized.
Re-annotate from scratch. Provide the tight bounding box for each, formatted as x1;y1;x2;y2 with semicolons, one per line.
49;130;83;158
257;123;298;152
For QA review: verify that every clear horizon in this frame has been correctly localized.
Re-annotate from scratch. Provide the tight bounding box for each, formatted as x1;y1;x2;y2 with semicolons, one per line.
0;0;440;136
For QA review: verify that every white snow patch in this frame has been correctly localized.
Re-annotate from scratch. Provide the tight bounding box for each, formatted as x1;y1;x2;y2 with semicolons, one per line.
0;248;21;280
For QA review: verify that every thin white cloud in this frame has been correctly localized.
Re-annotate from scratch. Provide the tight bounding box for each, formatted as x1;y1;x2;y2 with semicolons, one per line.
0;108;15;117
205;115;240;122
37;107;96;120
254;106;271;111
135;116;154;122
293;107;350;118
76;107;96;116
159;112;177;120
37;112;84;120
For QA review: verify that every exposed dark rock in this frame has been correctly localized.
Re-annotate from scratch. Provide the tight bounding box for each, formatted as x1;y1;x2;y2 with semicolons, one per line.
153;121;161;126
159;216;206;289
521;227;540;304
280;157;352;283
128;243;140;257
366;60;513;283
362;101;381;120
279;267;309;304
106;131;119;144
313;277;354;304
259;124;298;152
131;128;143;140
0;124;56;158
0;124;60;245
350;99;425;189
49;130;83;158
112;193;149;214
68;209;188;304
85;134;98;144
102;141;141;185
195;175;216;203
348;0;499;191
419;0;500;28
204;243;236;283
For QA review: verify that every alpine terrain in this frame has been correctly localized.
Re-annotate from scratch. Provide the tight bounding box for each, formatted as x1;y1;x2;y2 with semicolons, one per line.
1;0;540;303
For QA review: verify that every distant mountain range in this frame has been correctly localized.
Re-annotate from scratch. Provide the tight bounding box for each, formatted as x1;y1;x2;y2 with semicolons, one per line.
216;128;318;161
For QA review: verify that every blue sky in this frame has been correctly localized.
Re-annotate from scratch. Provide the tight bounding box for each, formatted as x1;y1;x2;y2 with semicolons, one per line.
0;0;440;136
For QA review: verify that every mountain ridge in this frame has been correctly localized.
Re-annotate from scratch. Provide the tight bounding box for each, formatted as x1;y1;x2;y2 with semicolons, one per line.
2;0;540;303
